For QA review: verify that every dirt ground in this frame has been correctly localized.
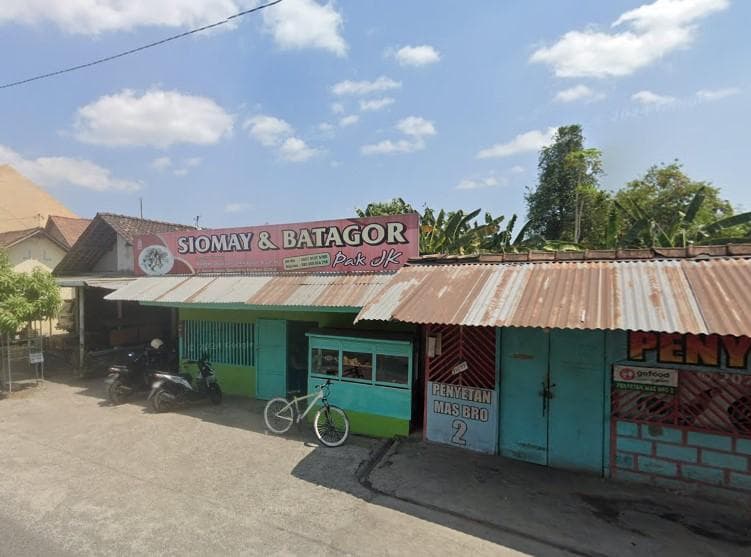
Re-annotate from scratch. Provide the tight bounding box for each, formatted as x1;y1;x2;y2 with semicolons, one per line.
0;375;748;556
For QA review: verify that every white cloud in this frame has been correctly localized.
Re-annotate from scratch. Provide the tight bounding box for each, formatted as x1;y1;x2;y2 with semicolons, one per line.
75;89;233;148
696;87;741;101
396;116;436;138
510;165;525;174
243;115;293;146
530;0;729;78
554;84;604;103
262;0;346;56
245;114;318;162
361;116;436;156
318;122;335;133
361;139;423;156
0;144;141;192
224;202;253;213
0;1;250;35
631;90;676;105
332;76;401;96
339;114;359;127
279;137;319;162
330;102;345;114
152;154;206;177
476;127;557;159
151;156;172;171
456;176;505;191
359;97;395;112
1;0;349;57
393;44;441;67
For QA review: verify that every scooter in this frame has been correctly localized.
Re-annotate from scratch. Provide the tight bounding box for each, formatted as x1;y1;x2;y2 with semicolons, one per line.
147;354;222;413
105;339;176;404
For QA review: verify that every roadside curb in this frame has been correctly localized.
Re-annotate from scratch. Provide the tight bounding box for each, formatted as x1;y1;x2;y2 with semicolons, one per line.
355;437;605;557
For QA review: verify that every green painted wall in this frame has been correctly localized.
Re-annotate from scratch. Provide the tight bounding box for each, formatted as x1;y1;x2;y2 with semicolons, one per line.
179;362;256;398
177;306;416;398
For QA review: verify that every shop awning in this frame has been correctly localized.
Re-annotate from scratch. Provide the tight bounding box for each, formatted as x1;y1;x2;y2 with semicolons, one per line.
354;258;751;336
56;276;136;290
104;273;392;309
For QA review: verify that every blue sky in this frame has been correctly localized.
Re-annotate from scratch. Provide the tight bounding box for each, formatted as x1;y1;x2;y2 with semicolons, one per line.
0;0;748;229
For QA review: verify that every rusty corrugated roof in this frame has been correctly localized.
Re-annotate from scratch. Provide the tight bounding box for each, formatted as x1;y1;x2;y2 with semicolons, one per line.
354;258;751;336
104;272;392;309
411;244;751;263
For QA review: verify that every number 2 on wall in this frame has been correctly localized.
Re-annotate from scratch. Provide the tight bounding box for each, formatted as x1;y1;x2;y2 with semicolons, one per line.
451;419;467;446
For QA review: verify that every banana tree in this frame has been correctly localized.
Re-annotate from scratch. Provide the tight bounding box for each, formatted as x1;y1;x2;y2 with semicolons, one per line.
616;187;751;247
420;208;492;254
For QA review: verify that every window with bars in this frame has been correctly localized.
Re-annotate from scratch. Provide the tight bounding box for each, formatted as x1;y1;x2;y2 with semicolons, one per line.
182;320;255;367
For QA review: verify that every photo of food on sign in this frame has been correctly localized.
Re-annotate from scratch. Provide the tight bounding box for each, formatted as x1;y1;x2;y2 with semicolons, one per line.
133;214;419;276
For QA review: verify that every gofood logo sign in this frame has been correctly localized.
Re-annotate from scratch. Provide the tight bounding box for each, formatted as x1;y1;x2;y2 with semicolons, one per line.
134;214;419;275
613;365;678;394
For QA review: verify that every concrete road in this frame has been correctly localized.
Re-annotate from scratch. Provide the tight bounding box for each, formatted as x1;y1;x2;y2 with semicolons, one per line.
0;379;540;556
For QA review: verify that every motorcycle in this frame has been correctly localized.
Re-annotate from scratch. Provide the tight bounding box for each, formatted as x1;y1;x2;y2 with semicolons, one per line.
105;339;176;404
147;354;222;413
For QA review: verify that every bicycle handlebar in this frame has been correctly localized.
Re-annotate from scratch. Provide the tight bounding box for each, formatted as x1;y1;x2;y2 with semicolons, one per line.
315;379;333;390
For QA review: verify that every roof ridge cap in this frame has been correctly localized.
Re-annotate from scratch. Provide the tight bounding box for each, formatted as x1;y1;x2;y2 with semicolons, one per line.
97;212;191;228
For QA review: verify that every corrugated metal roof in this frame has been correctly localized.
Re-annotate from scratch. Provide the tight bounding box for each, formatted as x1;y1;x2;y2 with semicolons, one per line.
84;278;136;291
104;273;392;309
354;258;751;336
55;276;135;289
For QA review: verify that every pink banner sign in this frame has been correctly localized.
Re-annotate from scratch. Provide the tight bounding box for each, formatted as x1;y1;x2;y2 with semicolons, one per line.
133;214;420;275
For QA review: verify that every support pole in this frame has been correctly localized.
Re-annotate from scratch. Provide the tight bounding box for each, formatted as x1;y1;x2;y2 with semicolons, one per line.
78;286;85;374
6;333;11;394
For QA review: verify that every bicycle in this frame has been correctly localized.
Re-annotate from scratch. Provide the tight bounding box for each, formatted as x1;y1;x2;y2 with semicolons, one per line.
263;379;350;447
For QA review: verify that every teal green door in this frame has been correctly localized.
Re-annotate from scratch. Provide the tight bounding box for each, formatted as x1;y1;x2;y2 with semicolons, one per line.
499;328;605;474
256;319;287;400
548;330;605;473
499;328;549;465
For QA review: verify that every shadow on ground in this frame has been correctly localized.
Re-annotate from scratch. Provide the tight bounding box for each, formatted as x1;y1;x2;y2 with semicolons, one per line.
44;371;320;443
43;372;751;557
292;438;751;556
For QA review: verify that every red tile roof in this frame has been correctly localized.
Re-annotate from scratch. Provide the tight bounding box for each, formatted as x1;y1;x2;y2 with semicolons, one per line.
46;215;92;249
97;213;190;243
0;227;42;249
54;213;192;275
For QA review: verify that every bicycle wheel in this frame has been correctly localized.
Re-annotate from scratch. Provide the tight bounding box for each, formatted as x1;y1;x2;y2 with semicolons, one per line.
313;405;350;447
264;398;294;434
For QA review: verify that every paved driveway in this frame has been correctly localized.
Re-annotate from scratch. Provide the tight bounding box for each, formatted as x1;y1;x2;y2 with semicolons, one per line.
0;378;530;556
1;377;748;556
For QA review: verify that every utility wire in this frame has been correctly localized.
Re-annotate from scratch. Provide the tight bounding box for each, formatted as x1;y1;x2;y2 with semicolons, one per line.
0;0;283;90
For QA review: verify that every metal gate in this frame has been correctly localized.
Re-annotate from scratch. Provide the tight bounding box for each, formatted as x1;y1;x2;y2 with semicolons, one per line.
1;334;45;393
612;369;751;436
499;328;606;474
424;324;496;388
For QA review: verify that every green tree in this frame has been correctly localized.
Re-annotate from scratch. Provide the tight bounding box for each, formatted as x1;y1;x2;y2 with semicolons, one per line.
526;125;610;244
615;162;751;247
355;197;417;217
564;148;606;244
0;252;62;335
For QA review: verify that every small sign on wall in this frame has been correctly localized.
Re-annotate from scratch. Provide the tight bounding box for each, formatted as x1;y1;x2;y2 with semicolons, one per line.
426;381;498;453
29;352;44;364
613;365;678;394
